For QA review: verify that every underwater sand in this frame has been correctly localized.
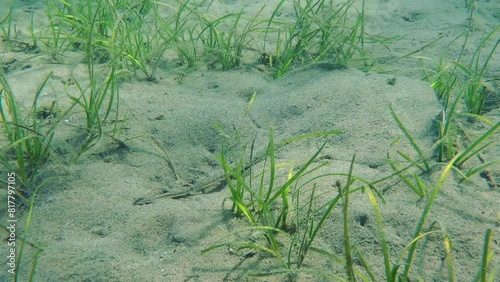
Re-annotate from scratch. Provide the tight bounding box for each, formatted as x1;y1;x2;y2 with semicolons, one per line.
1;0;499;281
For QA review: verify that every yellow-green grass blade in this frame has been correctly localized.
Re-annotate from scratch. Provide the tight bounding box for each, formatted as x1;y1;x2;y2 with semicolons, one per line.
390;104;430;171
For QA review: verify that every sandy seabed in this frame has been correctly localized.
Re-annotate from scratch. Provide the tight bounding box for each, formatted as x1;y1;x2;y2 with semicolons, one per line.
1;0;499;281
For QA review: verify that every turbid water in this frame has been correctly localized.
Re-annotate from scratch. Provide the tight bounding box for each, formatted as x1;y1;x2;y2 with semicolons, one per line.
0;0;499;281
